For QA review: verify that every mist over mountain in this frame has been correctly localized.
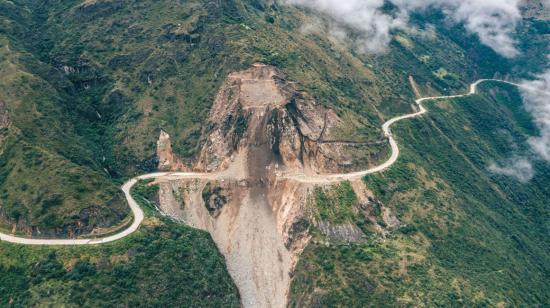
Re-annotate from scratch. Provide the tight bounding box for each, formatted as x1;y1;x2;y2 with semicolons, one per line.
0;1;548;307
286;0;522;56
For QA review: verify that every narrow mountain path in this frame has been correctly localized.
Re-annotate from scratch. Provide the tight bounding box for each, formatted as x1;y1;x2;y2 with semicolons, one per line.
0;79;523;245
282;79;523;183
0;172;218;245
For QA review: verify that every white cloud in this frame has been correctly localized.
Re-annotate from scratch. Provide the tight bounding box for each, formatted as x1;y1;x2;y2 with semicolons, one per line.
488;158;534;182
285;0;521;57
488;66;550;182
287;0;406;53
520;69;550;161
452;0;520;58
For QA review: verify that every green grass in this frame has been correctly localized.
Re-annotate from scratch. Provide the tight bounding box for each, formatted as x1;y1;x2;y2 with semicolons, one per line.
0;44;128;235
314;182;358;225
290;84;549;306
1;1;549;306
0;180;240;307
1;0;533;234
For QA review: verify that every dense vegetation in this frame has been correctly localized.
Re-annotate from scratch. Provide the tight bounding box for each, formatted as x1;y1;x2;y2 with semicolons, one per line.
0;180;240;307
3;0;542;234
313;182;358;225
290;83;549;306
0;0;548;306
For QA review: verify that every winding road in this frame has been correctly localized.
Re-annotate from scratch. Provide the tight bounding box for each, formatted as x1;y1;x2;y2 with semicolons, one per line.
0;79;522;245
283;79;523;183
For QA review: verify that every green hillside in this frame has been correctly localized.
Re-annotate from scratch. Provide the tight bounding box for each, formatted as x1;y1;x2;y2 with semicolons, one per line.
0;0;546;235
2;0;537;235
290;83;549;306
0;180;240;307
0;0;548;307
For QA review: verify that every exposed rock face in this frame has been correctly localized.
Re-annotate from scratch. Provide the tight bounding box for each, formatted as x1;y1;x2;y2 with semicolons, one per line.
196;63;356;174
156;130;186;171
154;64;381;308
158;178;311;308
317;221;365;242
157;181;186;222
352;179;400;235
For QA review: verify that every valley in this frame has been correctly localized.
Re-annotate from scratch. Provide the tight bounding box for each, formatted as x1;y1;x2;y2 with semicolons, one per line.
0;65;530;307
1;1;549;307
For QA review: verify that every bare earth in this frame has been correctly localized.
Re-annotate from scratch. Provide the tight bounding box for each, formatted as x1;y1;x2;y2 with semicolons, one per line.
0;74;526;308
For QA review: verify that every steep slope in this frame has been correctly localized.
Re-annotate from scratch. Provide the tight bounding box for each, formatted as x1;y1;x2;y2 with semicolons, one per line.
0;0;549;307
0;181;240;307
0;4;128;237
290;82;550;306
0;0;528;236
154;64;361;307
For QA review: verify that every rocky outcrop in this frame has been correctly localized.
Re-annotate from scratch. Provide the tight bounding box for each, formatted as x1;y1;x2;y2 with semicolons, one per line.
201;182;229;218
156;130;187;171
317;221;365;242
157;181;186;222
196;63;359;174
352;179;400;235
154;64;383;308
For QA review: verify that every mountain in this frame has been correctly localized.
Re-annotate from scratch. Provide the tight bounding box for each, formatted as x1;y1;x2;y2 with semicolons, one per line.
0;0;548;307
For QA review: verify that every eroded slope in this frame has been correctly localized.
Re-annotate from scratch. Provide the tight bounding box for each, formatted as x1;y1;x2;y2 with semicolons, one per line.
154;64;390;307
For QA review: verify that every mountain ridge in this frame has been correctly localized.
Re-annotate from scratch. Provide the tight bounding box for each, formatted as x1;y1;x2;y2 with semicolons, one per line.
0;0;548;307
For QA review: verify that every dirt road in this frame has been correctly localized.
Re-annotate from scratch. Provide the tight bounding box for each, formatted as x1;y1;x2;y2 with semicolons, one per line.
0;79;522;245
281;79;522;183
